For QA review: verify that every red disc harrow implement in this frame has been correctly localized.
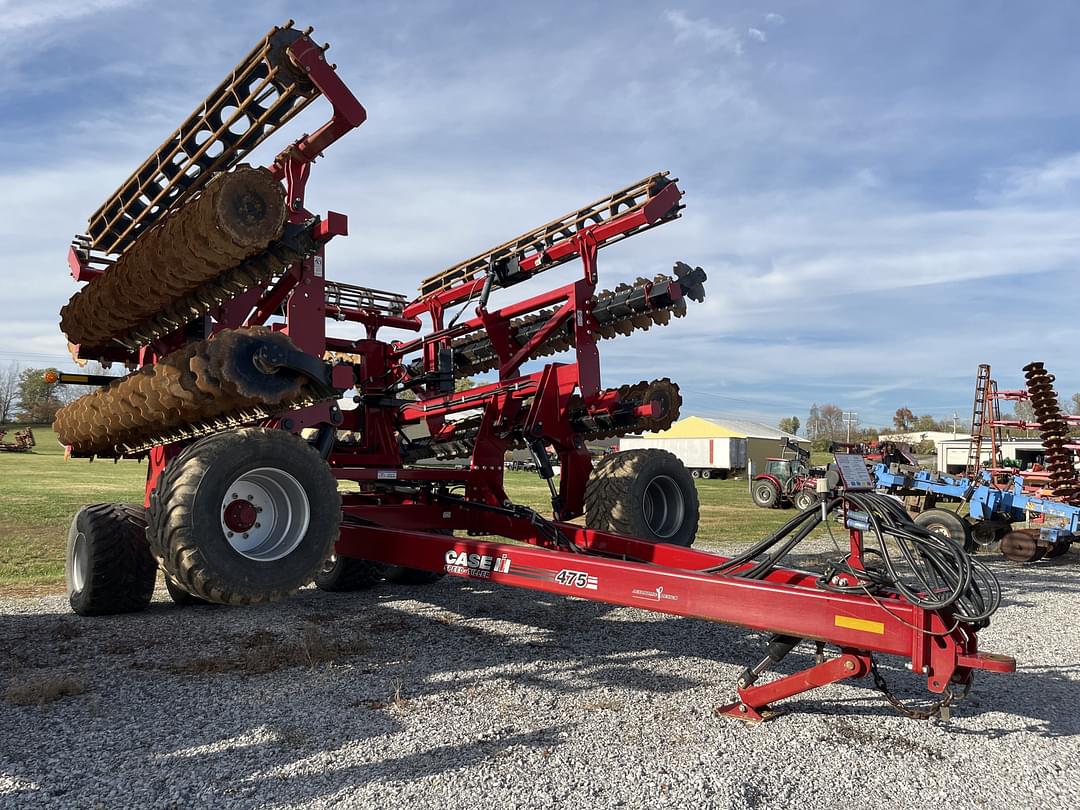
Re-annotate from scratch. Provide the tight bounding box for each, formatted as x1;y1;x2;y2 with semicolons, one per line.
53;20;1014;721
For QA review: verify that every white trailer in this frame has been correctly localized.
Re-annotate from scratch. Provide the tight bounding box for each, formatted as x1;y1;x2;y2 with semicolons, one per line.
617;435;747;479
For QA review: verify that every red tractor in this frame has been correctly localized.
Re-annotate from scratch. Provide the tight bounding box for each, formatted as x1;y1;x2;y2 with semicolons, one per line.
750;438;824;510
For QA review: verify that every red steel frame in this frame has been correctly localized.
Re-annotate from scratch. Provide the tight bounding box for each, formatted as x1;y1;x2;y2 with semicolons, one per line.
70;27;1015;720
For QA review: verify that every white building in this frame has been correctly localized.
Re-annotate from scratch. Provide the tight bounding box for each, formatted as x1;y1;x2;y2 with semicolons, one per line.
936;438;1047;474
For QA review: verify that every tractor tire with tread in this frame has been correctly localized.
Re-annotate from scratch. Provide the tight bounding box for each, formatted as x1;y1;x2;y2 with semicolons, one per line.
66;503;158;616
165;576;210;606
751;479;781;509
585;449;699;546
147;428;340;605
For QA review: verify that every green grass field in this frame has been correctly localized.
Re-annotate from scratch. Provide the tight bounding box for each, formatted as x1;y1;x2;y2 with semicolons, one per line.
0;426;823;591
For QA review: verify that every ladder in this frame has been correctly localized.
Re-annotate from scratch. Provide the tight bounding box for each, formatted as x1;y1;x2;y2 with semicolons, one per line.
966;364;991;476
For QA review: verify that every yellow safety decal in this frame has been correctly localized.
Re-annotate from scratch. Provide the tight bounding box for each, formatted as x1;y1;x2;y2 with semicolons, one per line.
66;375;89;383
834;615;885;635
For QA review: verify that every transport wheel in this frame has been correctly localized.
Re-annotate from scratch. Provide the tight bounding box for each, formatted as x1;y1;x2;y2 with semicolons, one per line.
690;469;700;479
701;469;712;480
165;576;210;606
66;503;158;616
794;489;818;511
584;449;699;546
314;554;383;592
751;479;780;509
1045;541;1070;559
913;509;974;552
970;521;1004;551
148;428;340;605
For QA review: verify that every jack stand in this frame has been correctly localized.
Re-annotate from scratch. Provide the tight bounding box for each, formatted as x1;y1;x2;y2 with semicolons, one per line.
717;650;871;723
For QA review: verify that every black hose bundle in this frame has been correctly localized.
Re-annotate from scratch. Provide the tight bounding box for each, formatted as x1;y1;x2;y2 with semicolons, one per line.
712;493;1001;627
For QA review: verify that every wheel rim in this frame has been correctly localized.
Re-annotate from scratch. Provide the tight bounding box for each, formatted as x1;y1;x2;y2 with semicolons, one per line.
220;467;310;562
971;524;998;549
755;484;773;503
923;522;954;540
641;475;686;539
72;532;88;592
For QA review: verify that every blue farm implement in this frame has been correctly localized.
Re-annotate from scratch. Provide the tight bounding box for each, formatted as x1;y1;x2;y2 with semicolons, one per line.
871;463;1079;561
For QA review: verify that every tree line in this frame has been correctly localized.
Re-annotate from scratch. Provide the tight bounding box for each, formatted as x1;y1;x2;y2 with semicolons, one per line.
777;395;1080;453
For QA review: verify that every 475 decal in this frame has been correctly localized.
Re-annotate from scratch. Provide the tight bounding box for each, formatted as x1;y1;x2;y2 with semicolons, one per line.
554;569;598;590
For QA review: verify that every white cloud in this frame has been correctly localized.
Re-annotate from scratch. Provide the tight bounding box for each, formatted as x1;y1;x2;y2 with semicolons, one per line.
748;28;767;43
664;9;744;55
981;151;1080;202
765;12;786;26
0;0;139;31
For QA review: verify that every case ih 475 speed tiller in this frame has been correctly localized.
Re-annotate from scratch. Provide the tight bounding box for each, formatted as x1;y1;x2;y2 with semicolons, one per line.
54;22;1014;721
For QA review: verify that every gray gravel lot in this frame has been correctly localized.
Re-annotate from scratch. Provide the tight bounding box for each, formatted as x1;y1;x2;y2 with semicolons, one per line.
1;540;1078;810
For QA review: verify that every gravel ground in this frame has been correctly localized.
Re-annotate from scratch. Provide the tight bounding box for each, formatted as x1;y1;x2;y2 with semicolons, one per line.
1;539;1078;810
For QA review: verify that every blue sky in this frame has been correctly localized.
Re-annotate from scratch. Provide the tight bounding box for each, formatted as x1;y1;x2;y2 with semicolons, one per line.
1;1;1079;431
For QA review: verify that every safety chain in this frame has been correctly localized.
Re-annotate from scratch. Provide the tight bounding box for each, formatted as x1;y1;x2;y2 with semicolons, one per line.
869;655;972;721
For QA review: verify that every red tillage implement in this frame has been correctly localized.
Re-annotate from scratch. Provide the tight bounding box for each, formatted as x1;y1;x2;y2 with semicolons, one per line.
54;21;1013;721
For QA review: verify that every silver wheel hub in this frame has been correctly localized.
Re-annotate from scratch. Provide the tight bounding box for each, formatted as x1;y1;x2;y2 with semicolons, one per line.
220;467;310;562
641;475;686;539
72;532;88;592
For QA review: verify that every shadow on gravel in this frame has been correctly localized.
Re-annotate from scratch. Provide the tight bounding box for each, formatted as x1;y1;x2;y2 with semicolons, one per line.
370;577;1078;737
1;554;1077;805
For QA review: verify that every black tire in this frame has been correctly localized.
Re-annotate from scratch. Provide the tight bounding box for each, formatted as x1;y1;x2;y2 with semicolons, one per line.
794;489;818;511
147;428;341;605
970;521;1005;550
314;554;383;592
66;503;157;616
1046;540;1071;559
584;449;699;546
751;479;780;509
914;509;974;552
690;469;701;479
165;575;210;606
701;469;712;480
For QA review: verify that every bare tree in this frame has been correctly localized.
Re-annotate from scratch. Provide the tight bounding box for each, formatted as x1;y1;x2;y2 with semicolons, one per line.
0;362;19;424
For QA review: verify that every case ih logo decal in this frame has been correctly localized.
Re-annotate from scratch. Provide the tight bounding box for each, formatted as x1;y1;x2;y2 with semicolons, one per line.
631;585;679;603
444;550;511;579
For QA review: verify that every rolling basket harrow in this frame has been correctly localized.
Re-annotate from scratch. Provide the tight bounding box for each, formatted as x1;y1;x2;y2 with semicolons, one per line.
55;21;1014;721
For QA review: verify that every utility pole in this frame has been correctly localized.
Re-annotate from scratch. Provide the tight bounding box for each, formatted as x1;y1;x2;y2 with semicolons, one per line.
843;411;858;443
952;411;958;438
